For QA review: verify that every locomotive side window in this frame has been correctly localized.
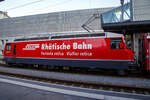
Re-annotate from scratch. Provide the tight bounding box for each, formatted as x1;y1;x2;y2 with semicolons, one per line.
6;43;11;51
14;37;49;41
51;33;105;39
110;38;123;49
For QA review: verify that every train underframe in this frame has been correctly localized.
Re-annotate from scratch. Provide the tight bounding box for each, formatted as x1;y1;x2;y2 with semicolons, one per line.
4;57;137;75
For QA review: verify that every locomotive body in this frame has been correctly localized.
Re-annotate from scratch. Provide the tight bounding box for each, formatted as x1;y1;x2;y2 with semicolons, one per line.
4;32;134;73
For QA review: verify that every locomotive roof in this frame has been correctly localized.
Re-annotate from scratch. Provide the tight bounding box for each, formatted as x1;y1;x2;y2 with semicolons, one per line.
7;32;123;43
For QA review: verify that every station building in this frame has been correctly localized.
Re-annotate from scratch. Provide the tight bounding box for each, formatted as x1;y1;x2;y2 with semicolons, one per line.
101;0;150;63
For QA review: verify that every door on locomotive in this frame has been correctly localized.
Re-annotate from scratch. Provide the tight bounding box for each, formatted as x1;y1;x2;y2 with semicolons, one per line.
13;44;16;56
4;43;17;64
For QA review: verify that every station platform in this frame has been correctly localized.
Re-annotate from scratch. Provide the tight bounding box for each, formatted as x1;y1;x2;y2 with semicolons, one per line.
0;75;150;100
0;65;150;90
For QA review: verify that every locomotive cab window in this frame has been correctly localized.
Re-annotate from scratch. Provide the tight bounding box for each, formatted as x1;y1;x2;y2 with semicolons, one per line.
110;38;124;49
6;43;11;51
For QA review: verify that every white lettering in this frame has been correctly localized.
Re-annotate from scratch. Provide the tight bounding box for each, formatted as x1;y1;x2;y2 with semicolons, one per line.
41;43;70;50
80;52;92;56
73;42;92;50
67;52;79;56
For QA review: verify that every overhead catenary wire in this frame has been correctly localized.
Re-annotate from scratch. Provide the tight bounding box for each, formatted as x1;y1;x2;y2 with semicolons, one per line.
6;0;46;11
26;0;73;14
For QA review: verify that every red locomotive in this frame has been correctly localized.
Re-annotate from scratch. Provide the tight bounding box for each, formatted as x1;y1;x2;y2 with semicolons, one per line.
4;32;134;74
138;34;150;72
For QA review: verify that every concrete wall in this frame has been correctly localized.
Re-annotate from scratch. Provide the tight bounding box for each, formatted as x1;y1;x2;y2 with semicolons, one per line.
0;39;7;61
0;40;3;55
0;8;113;56
0;39;7;55
0;8;113;38
132;0;150;21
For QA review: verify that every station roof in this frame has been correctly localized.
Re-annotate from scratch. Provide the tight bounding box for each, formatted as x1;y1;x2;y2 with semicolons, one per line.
102;20;150;34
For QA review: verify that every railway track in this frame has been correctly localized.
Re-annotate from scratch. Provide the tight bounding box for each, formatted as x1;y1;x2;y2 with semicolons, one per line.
0;64;150;95
0;62;149;79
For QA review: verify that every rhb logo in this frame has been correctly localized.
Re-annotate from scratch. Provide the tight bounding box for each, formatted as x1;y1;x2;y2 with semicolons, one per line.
23;44;40;50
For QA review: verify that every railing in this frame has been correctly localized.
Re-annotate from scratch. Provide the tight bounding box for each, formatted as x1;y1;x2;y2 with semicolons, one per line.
101;2;132;24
